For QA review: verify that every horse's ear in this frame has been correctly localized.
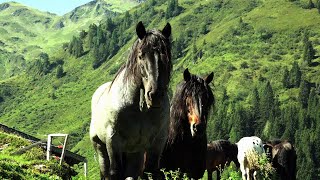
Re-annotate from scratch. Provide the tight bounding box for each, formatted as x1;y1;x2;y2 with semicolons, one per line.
136;21;146;40
263;144;273;154
162;23;171;39
205;72;214;84
183;68;191;82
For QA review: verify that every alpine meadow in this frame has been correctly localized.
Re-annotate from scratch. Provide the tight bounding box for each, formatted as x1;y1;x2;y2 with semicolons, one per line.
0;0;320;179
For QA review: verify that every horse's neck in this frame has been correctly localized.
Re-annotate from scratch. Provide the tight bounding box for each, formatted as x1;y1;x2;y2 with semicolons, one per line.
169;118;191;143
110;68;141;105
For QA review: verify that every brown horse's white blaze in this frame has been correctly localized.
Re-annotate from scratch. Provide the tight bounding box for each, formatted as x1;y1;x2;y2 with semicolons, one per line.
186;96;202;137
160;68;214;179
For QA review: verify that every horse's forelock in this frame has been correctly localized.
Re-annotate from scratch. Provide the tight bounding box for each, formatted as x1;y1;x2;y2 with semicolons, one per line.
121;29;171;87
168;75;214;144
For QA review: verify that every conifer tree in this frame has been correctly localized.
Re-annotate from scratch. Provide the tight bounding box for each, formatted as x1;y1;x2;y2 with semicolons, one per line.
165;0;180;19
299;80;311;108
88;24;97;48
257;81;275;135
307;88;318;121
307;0;315;9
192;40;198;63
251;87;260;123
302;33;316;66
316;0;320;13
229;103;246;142
260;81;275;120
291;61;302;87
56;65;64;78
282;67;290;88
282;104;298;141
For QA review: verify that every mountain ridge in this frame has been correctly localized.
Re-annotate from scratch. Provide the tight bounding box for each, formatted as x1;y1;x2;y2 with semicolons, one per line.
1;0;320;179
0;0;141;80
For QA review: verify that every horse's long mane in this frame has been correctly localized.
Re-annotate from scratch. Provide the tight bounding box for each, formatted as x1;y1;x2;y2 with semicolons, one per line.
111;29;172;88
167;74;214;144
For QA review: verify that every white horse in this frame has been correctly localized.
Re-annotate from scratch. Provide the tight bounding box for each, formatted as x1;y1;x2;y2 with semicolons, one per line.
90;21;172;179
237;136;265;180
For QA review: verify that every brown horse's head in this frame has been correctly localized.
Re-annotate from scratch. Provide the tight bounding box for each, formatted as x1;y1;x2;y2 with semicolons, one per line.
183;69;214;137
168;69;214;142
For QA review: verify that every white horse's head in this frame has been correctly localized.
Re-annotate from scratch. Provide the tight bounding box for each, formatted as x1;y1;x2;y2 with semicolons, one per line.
134;21;172;109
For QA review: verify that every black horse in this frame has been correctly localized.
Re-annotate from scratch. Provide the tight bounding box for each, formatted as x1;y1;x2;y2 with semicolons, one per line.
206;140;239;180
160;68;214;179
264;140;297;180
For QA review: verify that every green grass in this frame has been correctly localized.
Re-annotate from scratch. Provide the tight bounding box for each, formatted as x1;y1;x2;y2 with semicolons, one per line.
0;132;80;179
1;0;320;179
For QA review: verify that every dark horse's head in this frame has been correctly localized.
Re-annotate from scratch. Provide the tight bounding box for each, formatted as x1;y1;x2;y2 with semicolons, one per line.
123;21;172;109
168;69;214;142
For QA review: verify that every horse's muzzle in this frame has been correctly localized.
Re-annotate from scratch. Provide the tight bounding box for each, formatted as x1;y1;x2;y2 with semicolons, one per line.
191;123;206;137
146;91;162;108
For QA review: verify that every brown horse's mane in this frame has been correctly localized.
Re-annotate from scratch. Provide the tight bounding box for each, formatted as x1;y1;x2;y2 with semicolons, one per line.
110;29;172;88
167;73;214;144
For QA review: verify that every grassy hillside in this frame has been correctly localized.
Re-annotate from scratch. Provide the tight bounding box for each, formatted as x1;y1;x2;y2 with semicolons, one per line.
1;0;320;179
0;0;140;80
0;131;80;179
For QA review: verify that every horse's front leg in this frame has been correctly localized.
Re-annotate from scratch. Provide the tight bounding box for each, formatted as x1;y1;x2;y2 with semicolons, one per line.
106;137;123;180
91;136;110;179
144;135;167;179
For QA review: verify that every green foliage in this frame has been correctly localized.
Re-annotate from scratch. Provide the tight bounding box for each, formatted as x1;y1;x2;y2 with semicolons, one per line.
55;65;64;78
165;0;182;19
302;32;316;66
299;80;311;108
1;0;320;179
160;169;188;180
0;132;77;179
220;163;242;180
68;36;84;58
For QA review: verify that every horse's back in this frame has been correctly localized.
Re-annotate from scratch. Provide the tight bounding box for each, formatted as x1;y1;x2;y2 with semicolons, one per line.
90;82;111;139
237;136;264;164
92;82;111;108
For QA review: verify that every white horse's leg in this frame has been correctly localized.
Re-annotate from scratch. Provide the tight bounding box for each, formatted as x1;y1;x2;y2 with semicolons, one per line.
91;136;110;179
253;170;257;180
246;167;251;180
106;138;122;180
240;162;246;180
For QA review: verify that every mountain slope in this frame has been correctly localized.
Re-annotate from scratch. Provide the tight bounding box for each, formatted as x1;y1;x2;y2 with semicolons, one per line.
0;0;141;80
1;0;320;179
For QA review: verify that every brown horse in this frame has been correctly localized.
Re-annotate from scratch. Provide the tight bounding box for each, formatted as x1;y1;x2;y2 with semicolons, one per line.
206;140;239;180
160;68;214;179
264;140;297;180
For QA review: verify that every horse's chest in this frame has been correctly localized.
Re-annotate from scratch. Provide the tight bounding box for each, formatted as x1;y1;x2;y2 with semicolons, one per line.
116;111;164;151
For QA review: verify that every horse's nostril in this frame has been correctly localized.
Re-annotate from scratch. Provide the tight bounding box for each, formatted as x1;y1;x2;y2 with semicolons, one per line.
193;124;197;132
147;91;152;100
195;123;205;133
